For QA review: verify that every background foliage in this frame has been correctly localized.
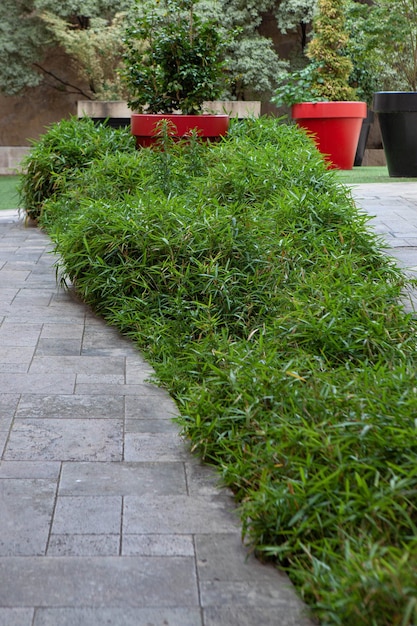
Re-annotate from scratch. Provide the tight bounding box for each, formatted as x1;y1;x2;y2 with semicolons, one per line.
0;0;132;98
365;0;417;91
0;0;312;102
40;10;128;100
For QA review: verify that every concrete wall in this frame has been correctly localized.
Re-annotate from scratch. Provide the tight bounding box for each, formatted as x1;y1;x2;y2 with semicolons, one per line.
0;147;30;175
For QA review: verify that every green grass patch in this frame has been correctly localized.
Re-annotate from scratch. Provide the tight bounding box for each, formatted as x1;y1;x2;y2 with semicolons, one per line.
0;175;19;209
20;117;417;625
337;166;417;184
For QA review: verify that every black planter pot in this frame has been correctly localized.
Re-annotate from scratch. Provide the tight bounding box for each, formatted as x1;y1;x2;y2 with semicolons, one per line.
77;101;132;129
89;117;131;128
354;109;374;167
373;91;417;177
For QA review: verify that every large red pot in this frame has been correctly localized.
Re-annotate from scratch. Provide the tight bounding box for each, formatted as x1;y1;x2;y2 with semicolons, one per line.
131;113;229;148
291;101;367;170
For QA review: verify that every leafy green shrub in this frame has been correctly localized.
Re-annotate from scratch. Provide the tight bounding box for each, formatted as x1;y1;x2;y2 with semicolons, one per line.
18;116;135;221
39;123;213;233
122;0;227;114
34;117;417;625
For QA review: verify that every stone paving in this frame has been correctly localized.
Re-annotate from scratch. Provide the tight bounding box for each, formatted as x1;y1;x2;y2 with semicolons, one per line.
1;182;417;626
0;208;314;626
351;182;417;311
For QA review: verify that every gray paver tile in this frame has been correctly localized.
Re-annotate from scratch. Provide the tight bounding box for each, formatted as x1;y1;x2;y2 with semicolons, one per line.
0;461;60;479
34;339;82;356
4;419;123;461
123;495;240;534
76;373;125;384
185;462;224;496
203;606;315;626
0;431;10;456
12;290;52;306
83;316;109;326
0;395;19;429
81;330;139;357
0;270;30;285
0;288;19;305
125;357;155;384
0;372;75;395
195;534;284;583
0;556;198;607
0;479;56;555
0;346;35;364
33;608;202;626
0;394;20;410
122;534;194;557
80;345;138;357
24;278;62;290
0;363;29;374
0;609;34;626
125;418;179;433
199;579;306;609
40;323;84;339
52;495;122;534
124;432;190;462
29;355;126;376
16;394;123;419
0;323;42;346
75;382;162;396
59;461;187;496
125;394;179;419
49;291;77;304
47;534;120;556
5;302;85;321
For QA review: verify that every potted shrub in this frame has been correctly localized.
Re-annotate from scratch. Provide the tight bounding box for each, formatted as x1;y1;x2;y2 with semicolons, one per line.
368;0;417;176
272;0;366;170
121;0;229;147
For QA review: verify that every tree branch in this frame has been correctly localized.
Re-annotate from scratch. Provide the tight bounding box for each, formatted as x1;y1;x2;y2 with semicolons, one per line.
33;63;92;99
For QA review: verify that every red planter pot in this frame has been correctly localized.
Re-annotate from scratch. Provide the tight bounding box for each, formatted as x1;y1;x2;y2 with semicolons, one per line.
131;113;229;148
291;101;367;170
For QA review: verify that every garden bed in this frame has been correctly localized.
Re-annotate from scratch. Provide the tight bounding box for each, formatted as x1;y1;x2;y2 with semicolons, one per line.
19;116;417;626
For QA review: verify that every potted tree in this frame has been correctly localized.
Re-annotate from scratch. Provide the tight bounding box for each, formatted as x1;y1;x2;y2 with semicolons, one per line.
368;0;417;177
121;0;229;147
272;0;366;170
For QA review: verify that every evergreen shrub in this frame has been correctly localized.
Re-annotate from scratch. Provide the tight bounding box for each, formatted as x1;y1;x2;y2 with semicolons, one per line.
18;116;135;221
22;117;417;626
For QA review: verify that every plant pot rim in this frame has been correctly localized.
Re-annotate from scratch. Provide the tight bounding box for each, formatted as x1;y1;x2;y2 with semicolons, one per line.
131;112;229;132
292;101;367;119
131;113;229;118
374;91;417;95
131;112;230;146
373;91;417;113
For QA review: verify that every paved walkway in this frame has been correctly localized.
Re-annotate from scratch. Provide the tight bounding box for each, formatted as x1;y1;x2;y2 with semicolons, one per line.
1;182;417;626
351;182;417;311
0;208;314;626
